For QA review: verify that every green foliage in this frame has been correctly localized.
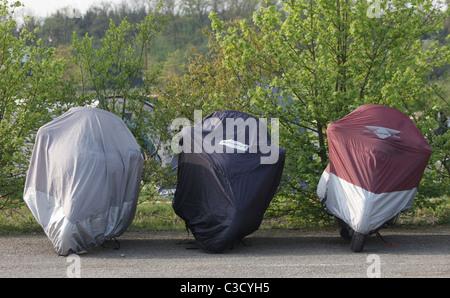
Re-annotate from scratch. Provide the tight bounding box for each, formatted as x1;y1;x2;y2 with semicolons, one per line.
19;0;264;76
207;0;450;223
141;0;450;225
0;0;80;209
71;4;167;189
1;0;448;230
415;107;449;203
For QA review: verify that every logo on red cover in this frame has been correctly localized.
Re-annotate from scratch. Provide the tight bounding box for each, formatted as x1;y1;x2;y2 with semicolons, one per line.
364;126;402;139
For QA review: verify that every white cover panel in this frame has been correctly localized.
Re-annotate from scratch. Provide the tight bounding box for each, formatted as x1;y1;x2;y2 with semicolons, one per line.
317;171;416;234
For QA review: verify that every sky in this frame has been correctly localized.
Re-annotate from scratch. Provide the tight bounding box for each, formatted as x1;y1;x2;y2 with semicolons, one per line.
17;0;125;18
14;0;449;19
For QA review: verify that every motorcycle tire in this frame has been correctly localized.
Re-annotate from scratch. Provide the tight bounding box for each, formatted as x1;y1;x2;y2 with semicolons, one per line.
351;232;367;252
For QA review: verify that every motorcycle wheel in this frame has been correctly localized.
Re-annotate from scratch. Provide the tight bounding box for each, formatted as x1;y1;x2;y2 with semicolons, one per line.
351;232;367;252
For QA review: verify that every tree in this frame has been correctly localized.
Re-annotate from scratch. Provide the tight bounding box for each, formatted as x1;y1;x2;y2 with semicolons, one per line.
0;0;79;209
208;0;449;222
71;4;167;190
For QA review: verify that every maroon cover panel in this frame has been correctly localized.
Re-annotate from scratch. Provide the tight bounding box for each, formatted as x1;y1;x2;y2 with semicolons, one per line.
327;104;431;194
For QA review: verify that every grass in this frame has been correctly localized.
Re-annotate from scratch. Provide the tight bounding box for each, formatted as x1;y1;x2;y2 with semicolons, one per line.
0;198;187;235
0;196;448;235
129;202;185;231
397;197;450;226
0;205;42;234
0;202;185;235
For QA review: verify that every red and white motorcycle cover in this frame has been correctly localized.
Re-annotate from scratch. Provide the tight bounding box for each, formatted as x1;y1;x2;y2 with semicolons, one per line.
317;105;431;234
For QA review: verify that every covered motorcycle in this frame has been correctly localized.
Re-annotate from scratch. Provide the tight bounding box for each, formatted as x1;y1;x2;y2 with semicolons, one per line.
317;105;431;252
24;107;144;255
173;110;286;252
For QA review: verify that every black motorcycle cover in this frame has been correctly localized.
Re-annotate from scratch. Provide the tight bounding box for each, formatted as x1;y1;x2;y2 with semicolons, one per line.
173;110;286;252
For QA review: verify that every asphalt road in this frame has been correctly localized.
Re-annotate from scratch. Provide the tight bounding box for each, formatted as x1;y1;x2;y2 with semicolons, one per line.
1;226;449;278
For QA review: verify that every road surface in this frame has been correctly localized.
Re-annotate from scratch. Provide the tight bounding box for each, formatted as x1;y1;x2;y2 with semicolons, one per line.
1;226;449;278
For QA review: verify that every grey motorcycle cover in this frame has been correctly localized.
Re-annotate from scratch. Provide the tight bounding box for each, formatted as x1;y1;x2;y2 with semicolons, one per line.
24;107;144;255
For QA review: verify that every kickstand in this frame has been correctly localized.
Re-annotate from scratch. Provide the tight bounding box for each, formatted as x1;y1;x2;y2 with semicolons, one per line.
375;231;396;246
177;226;198;249
101;237;121;250
238;238;251;247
